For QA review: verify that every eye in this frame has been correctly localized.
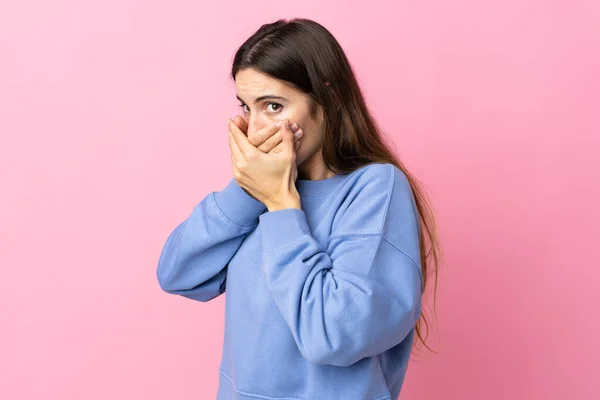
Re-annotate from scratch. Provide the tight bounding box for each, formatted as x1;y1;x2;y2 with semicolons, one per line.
238;103;250;113
267;103;282;113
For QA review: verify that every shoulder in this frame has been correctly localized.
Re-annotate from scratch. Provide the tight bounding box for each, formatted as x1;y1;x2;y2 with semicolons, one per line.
333;162;421;264
346;162;412;202
351;162;394;184
351;161;409;183
332;163;416;235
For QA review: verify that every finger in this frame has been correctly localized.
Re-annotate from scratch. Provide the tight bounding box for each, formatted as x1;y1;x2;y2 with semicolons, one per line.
251;120;299;148
270;138;300;154
268;121;295;155
248;120;281;147
265;134;303;154
228;119;259;157
269;140;285;154
259;122;303;153
258;130;283;152
228;122;244;160
280;119;296;156
233;115;248;134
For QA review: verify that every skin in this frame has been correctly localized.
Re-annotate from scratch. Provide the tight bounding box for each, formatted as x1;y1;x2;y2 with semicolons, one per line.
227;68;337;212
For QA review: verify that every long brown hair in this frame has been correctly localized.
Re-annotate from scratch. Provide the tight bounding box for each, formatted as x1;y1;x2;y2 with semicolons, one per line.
231;18;441;353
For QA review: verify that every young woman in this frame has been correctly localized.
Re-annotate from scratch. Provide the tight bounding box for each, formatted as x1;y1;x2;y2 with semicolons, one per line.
157;18;440;400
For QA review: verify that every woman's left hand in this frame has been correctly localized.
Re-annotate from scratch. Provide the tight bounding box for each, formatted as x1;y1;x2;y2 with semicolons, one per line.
227;118;301;212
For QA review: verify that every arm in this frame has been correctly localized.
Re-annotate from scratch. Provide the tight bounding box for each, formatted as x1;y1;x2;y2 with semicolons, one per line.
258;165;423;366
157;178;266;301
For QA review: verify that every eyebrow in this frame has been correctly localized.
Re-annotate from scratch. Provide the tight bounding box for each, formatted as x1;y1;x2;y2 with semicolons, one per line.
236;94;288;104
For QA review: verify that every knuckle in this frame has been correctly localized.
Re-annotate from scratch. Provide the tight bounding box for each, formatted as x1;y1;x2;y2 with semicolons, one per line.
248;136;259;147
236;160;247;170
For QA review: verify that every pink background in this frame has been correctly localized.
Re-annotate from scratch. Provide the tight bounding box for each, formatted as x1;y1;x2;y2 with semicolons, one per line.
1;1;598;399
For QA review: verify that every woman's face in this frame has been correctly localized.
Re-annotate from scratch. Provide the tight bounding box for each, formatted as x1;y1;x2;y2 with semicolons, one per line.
234;68;325;167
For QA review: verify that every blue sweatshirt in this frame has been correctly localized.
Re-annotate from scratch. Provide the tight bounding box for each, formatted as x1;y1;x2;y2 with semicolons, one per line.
157;162;423;400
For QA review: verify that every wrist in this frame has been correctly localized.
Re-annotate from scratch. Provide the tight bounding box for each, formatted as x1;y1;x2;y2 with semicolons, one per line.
266;192;301;212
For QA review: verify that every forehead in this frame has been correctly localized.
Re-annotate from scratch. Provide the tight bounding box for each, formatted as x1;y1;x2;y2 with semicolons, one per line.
235;68;296;97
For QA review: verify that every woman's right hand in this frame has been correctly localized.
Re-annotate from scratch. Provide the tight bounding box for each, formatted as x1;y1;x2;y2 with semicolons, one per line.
231;115;303;154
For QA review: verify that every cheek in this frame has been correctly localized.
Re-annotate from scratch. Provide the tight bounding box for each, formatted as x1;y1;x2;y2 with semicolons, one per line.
282;109;309;128
284;110;322;147
296;130;319;159
299;123;323;148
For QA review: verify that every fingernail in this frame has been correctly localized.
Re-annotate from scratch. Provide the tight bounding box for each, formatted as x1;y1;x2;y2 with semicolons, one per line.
290;122;298;131
276;120;282;128
294;129;304;139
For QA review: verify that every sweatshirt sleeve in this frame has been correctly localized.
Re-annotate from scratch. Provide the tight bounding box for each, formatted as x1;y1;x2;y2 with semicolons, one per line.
258;165;423;367
157;178;266;302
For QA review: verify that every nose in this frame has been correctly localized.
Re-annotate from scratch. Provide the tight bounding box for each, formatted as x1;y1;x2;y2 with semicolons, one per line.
247;114;269;138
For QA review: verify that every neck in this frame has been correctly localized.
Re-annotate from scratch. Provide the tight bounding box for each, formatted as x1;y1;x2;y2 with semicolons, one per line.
297;150;336;180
